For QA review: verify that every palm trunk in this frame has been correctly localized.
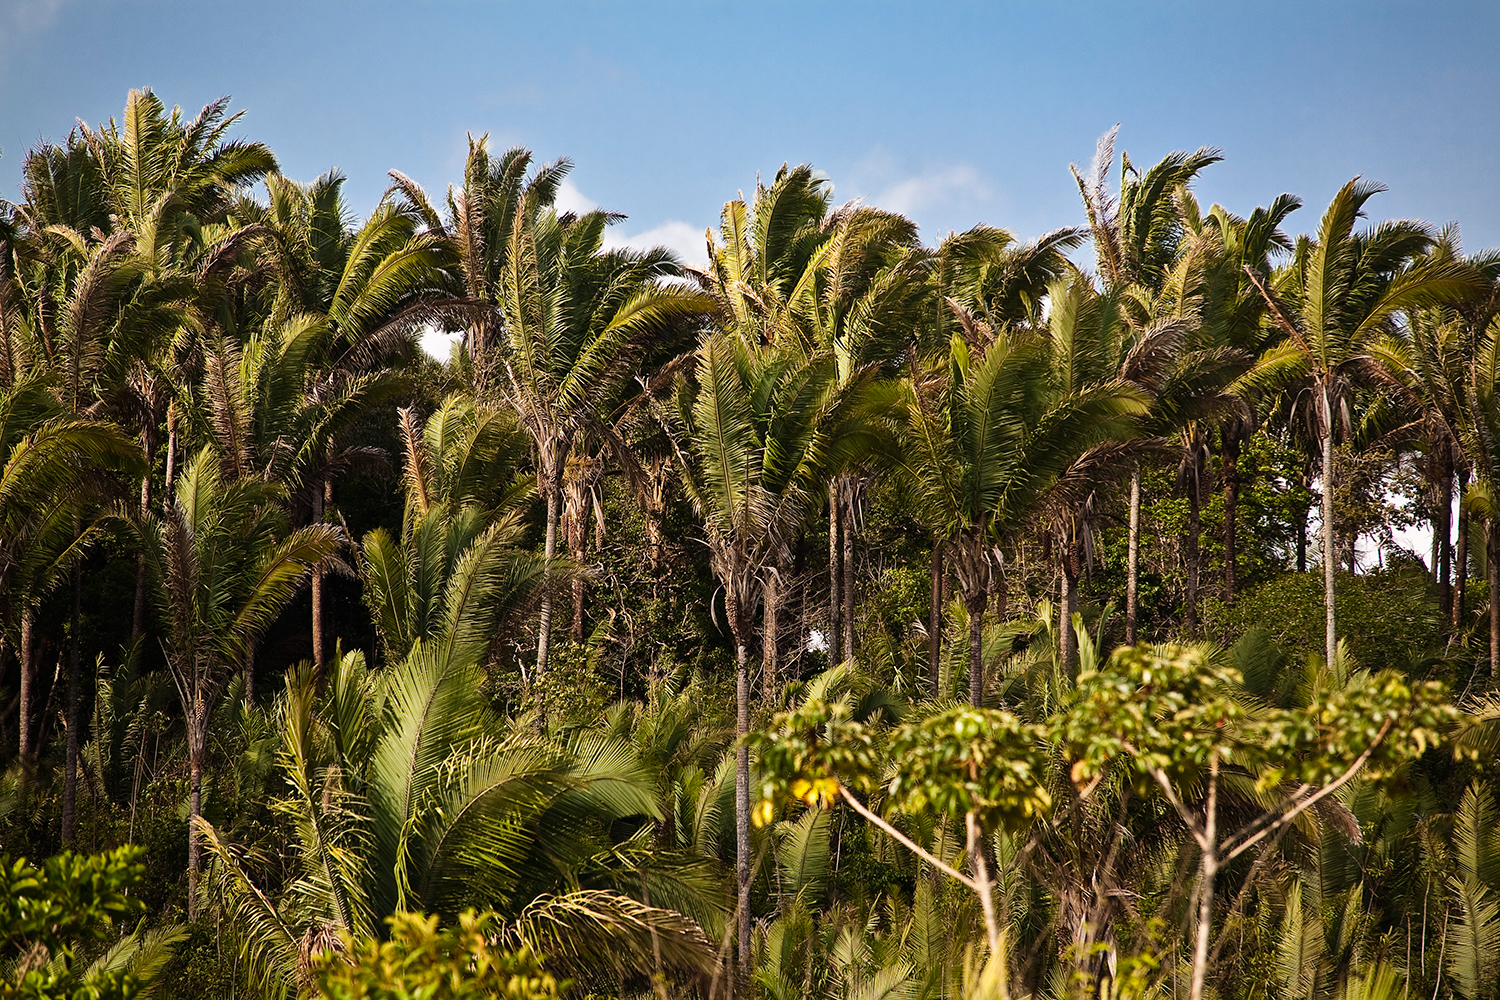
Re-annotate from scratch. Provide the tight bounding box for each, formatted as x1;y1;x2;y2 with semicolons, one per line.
1435;462;1454;621
734;638;752;965
1060;544;1080;677
828;481;842;660
18;606;34;766
536;485;560;674
1295;503;1308;574
1321;384;1338;667
164;408;178;508
763;571;779;704
187;704;205;921
967;589;987;708
965;811;1000;952
1454;469;1470;633
1185;455;1202;636
929;542;943;696
647;464;666;597
244;637;258;705
61;562;82;845
842;480;856;663
1223;433;1239;602
132;459;153;645
569;503;587;644
311;482;326;675
1489;521;1499;678
1126;463;1141;644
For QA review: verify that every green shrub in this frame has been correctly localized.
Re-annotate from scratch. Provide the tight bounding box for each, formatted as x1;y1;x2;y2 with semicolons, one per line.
1202;565;1441;671
312;911;561;1000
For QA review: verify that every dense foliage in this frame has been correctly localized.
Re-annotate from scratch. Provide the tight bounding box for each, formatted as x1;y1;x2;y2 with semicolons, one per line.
3;92;1500;1000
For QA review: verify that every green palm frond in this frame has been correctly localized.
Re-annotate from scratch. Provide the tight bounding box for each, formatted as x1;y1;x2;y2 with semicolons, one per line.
501;890;716;983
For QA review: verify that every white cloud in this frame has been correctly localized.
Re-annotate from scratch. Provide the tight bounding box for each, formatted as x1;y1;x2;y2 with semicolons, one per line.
553;178;598;217
603;220;709;268
870;165;991;217
415;180;707;362
553;179;708;268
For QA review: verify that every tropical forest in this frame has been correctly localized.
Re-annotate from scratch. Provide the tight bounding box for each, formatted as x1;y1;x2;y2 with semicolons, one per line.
5;89;1500;1000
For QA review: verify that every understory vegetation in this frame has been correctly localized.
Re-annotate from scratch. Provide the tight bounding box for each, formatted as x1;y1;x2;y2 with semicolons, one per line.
4;91;1500;1000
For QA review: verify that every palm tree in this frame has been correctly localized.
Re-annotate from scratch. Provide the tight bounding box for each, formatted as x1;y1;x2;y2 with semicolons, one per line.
789;203;926;667
0;389;138;771
655;332;885;967
140;448;340;915
1188;193;1303;602
1242;177;1475;666
921;224;1081;683
1369;233;1500;632
1024;274;1186;670
247;169;454;672
385;134;571;389
201;414;712;993
361;398;545;669
1461;315;1500;675
895;326;1147;705
497;204;712;675
201;652;716;997
695;164;838;658
3;219;185;840
78;88;276;244
1072;128;1222;641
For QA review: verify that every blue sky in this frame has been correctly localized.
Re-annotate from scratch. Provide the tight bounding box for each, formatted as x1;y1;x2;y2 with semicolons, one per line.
4;0;1499;268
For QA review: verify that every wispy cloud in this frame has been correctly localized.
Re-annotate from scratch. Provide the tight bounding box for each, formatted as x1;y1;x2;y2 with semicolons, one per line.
2;0;68;70
9;0;67;33
869;164;991;217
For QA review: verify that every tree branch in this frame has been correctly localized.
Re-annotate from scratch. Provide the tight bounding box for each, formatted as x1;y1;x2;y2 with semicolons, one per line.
837;784;978;891
1222;719;1393;863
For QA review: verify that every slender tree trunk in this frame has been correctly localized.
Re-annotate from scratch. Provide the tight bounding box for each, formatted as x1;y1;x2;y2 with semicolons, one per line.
570;502;587;644
537;485;560;674
1295;504;1308;574
1185;460;1202;636
244;637;258;706
929;541;943;696
164;408;178;508
1489;522;1499;678
1321;385;1338;667
1060;544;1080;677
1223;433;1239;602
828;481;842;660
763;571;779;704
647;471;665;599
1435;462;1454;622
311;482;326;675
61;562;82;845
1188;754;1219;1000
965;811;1000;952
967;590;987;708
734;638;752;965
132;460;152;646
1126;462;1141;644
1454;469;1470;633
187;707;205;921
18;607;34;766
842;480;856;663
